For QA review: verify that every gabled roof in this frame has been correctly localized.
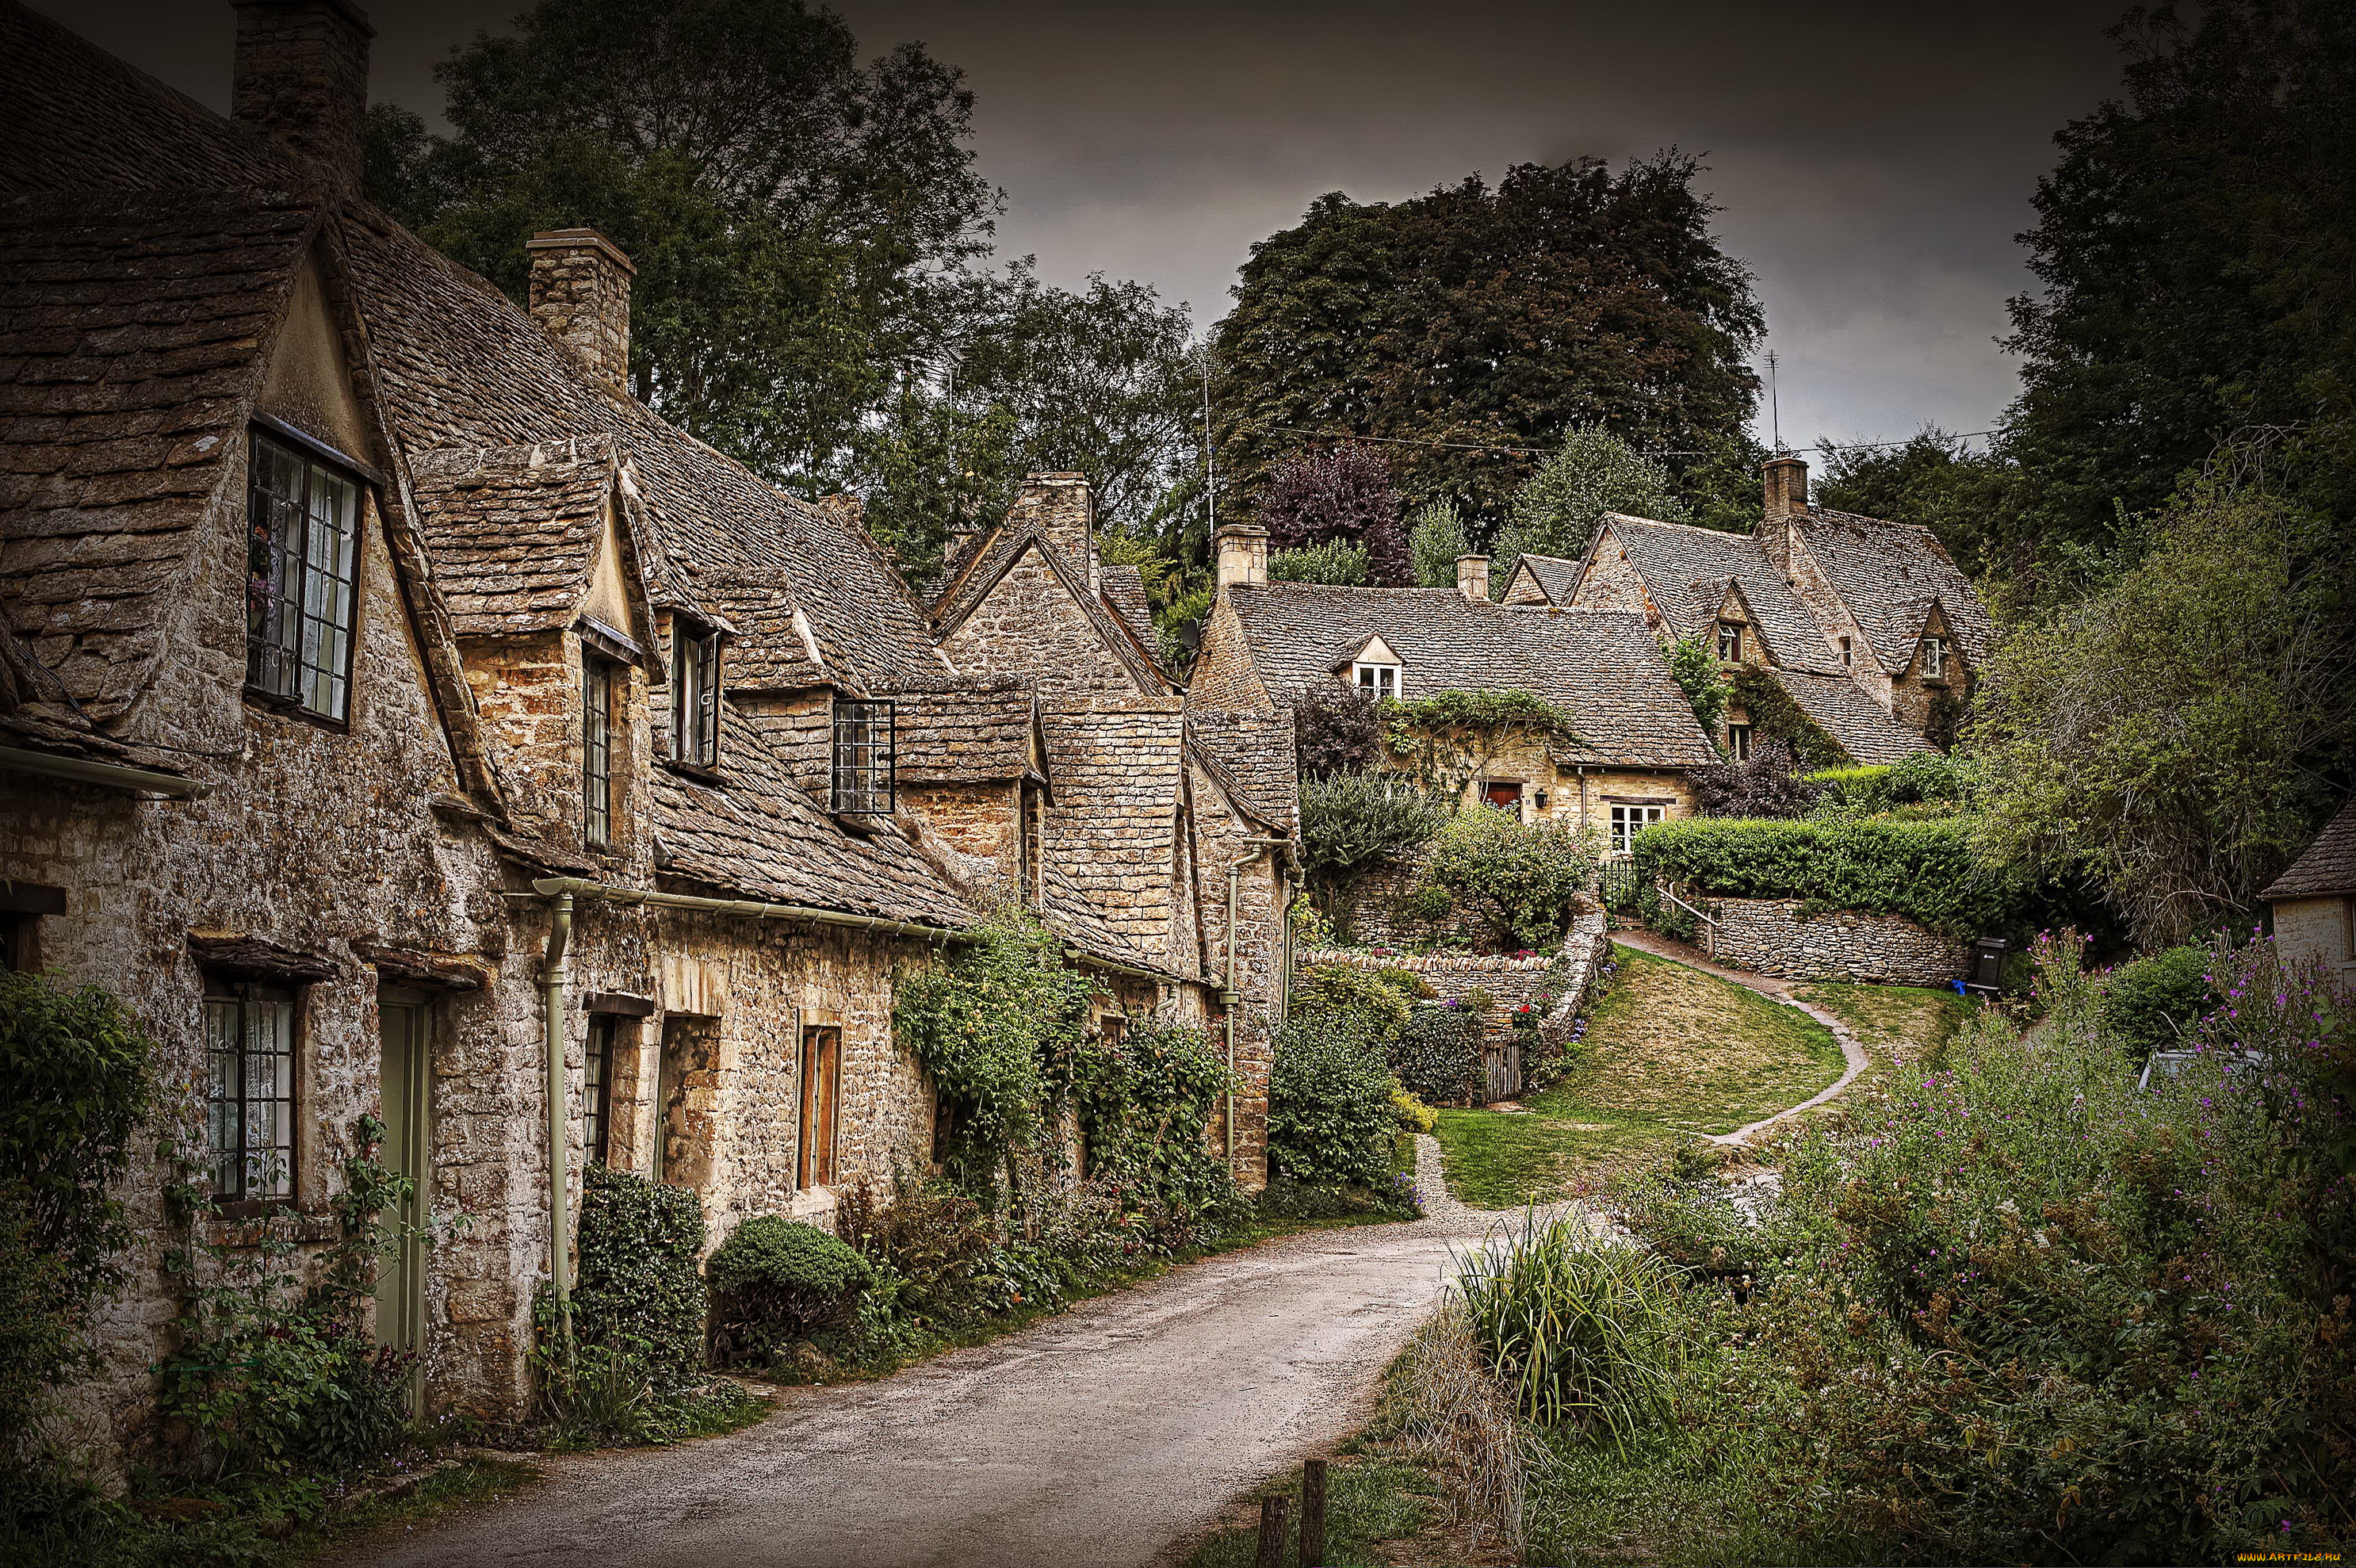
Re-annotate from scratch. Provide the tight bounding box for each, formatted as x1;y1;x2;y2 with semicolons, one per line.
1100;563;1153;644
2261;797;2356;901
1504;553;1582;606
1769;668;1937;765
1786;508;1993;675
929;518;1172;694
408;438;618;637
1220;583;1717;769
0;185;319;719
1185;709;1298;834
1596;514;1845;675
884;675;1050;794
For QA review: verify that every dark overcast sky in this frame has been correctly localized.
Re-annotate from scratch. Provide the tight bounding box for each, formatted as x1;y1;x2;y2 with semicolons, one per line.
32;0;2136;451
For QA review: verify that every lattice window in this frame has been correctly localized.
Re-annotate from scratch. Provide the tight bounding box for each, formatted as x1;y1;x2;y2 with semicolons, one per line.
583;652;616;847
246;430;361;721
204;983;296;1203
673;618;721;767
831;698;895;815
584;1015;615;1166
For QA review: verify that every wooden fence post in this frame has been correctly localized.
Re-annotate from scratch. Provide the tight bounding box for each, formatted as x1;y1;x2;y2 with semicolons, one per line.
1254;1494;1291;1568
1299;1458;1328;1566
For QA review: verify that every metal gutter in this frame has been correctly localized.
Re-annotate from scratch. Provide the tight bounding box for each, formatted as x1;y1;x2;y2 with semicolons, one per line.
0;745;211;799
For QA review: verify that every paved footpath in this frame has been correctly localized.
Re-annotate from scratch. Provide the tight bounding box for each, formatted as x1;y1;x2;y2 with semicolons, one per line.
346;1142;1570;1568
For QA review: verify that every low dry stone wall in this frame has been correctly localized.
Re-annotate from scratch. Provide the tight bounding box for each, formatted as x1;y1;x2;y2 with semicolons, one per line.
1706;896;1964;986
1306;901;1612;1049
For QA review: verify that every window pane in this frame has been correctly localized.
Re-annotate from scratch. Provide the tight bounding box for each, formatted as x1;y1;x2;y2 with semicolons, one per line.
245;995;294;1200
299;465;358;720
831;698;895;814
247;440;307;699
205;1000;242;1195
583;656;613;846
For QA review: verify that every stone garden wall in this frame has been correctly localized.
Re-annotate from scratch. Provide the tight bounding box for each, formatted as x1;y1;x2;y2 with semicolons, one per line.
1306;900;1612;1050
1706;896;1965;986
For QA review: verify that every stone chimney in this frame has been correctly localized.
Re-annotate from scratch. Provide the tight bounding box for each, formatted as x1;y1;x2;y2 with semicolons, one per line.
1456;553;1490;601
231;0;374;191
1214;523;1268;591
526;230;637;396
1763;454;1810;521
1008;474;1096;583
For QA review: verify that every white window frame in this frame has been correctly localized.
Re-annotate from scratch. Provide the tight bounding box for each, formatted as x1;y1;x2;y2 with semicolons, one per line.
1922;635;1947;679
1609;803;1666;855
1352;662;1399;700
1726;721;1752;761
1716;621;1742;662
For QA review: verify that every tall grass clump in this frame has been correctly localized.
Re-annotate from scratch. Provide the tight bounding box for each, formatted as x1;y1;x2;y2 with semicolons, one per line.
1375;1303;1546;1549
1452;1215;1681;1448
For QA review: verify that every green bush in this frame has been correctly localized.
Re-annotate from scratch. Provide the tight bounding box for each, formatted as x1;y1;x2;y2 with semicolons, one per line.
1269;537;1371;584
836;1170;995;1327
572;1162;708;1392
2101;944;2214;1057
1631;816;2015;936
1292;963;1425;1042
1299;771;1452;890
1389;1002;1481;1105
1267;1013;1394;1188
1389;1083;1437;1134
1417;808;1593;952
1809;751;1968;814
0;973;155;1464
1068;1019;1237;1218
707;1215;874;1367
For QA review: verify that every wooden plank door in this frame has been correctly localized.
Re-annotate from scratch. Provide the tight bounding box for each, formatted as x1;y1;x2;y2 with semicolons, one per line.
375;991;429;1411
797;1025;840;1189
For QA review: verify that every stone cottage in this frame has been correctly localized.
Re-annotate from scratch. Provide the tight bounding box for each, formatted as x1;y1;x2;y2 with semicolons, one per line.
1509;453;1991;761
2262;797;2356;980
0;0;1295;1465
1188;522;1719;856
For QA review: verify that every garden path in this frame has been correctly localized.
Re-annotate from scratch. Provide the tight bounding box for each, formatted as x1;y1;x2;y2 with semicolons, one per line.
1607;928;1871;1144
341;1162;1587;1568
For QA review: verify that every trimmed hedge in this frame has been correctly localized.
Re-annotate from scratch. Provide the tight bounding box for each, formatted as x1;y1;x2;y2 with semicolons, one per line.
1267;1013;1394;1188
2101;946;2214;1058
1631;817;2016;936
706;1215;874;1367
572;1162;709;1392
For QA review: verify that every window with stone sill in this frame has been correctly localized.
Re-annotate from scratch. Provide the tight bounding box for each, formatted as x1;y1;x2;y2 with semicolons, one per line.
1716;621;1742;662
831;697;895;815
246;429;361;722
583;650;618;848
1921;635;1948;680
1353;662;1399;699
204;981;297;1207
672;617;722;769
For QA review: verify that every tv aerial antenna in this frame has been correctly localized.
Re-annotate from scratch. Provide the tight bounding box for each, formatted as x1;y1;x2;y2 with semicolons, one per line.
1766;350;1783;455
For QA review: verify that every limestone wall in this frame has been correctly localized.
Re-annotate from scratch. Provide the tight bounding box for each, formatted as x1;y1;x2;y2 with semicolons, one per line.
1706;896;1964;985
1304;899;1612;1055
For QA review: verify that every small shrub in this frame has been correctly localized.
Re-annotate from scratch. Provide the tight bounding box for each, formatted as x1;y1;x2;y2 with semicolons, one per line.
1390;1082;1438;1135
1268;1013;1394;1188
1689;736;1822;818
836;1171;995;1326
1417;809;1593;952
572;1162;708;1393
1293;963;1424;1043
1379;1304;1545;1548
1809;751;1968;814
1300;771;1452;890
707;1216;874;1367
1269;537;1371;584
2101;943;2214;1057
1390;1003;1481;1105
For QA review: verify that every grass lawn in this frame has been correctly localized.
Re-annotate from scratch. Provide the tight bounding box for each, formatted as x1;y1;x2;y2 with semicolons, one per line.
1432;945;1844;1207
1794;980;1972;1092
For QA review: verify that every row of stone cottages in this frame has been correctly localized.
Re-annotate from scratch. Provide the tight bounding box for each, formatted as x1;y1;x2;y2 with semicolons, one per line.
0;0;1295;1458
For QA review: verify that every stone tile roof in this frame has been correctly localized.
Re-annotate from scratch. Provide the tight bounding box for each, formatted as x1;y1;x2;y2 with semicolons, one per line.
1221;583;1717;769
1508;553;1582;605
2261;797;2356;901
1184;710;1298;834
882;675;1045;787
1790;508;1994;675
407;438;618;637
335;204;953;697
1770;668;1936;765
0;186;318;720
1600;514;1844;674
929;517;1172;694
0;3;294;193
1100;564;1153;641
652;702;973;928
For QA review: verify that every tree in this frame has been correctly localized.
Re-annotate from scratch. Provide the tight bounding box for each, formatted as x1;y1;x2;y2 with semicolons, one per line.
1671;429;1773;534
1816;428;2019;582
1256;445;1408;586
1998;0;2356;591
1689;738;1823;819
1417;809;1594;952
1969;447;2356;947
1406;499;1471;588
1490;426;1688;595
1212;155;1762;536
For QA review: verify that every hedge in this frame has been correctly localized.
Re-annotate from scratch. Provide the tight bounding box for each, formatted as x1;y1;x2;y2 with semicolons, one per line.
1631;817;2018;936
571;1163;708;1392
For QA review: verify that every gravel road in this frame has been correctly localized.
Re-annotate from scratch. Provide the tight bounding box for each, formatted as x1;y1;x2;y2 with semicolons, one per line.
347;1142;1563;1568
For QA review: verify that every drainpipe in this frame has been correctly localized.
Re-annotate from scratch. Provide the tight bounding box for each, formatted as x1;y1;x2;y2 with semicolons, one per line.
1222;837;1292;1172
541;889;575;1368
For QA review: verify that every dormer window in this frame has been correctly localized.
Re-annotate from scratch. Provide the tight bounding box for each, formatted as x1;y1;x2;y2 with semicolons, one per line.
831;698;895;815
246;429;361;722
583;652;617;848
1838;635;1853;667
672;617;721;768
1352;662;1398;700
1922;635;1947;679
1716;621;1742;662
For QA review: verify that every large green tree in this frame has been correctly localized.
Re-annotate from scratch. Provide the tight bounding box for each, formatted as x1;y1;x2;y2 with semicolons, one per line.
1209;155;1762;536
1998;0;2356;591
1489;425;1688;593
1815;428;2020;583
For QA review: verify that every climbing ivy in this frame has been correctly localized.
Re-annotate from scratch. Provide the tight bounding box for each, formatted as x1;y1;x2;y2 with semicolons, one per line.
1068;1020;1235;1214
1665;632;1729;737
1726;665;1849;770
1381;689;1578;794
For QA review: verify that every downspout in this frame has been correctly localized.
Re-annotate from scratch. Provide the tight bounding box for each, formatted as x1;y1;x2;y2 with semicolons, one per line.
1222;837;1292;1172
541;889;575;1368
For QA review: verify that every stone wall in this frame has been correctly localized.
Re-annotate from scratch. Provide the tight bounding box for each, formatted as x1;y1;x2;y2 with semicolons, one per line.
2272;893;2356;980
1706;896;1964;985
1304;899;1612;1054
943;548;1138;698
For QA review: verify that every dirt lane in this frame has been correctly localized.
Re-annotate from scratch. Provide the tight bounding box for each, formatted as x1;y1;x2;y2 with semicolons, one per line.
347;1159;1544;1568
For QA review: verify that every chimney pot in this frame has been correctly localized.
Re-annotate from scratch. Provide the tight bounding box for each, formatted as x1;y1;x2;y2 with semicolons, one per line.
231;0;374;191
1456;553;1490;600
1215;523;1269;591
526;230;637;396
1763;455;1810;521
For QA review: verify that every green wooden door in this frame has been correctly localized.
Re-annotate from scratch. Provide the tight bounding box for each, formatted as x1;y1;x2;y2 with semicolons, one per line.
375;991;430;1409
